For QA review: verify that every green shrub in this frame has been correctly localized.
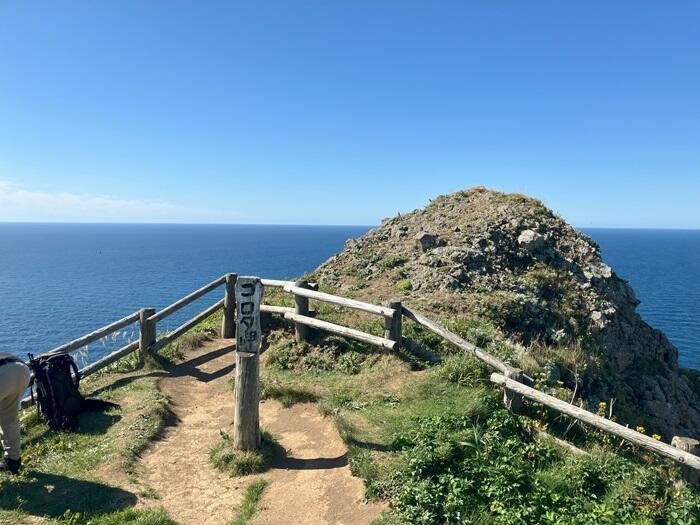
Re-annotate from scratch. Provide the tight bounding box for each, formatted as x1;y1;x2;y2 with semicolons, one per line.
382;412;700;524
337;351;365;374
447;317;499;348
434;353;489;387
302;352;335;372
377;255;408;270
395;279;413;292
265;339;298;370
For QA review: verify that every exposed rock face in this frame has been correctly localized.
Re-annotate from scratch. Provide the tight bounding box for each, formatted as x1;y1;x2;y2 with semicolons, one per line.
517;229;545;252
315;187;700;439
415;232;446;251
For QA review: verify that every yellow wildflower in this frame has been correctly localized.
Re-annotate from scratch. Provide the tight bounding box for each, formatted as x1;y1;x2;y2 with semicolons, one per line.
635;426;646;434
652;434;662;441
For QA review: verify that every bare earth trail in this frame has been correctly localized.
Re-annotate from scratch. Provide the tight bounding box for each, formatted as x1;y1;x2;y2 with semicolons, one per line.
135;339;384;525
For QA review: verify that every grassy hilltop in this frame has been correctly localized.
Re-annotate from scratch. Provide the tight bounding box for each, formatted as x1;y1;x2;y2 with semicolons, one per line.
259;187;700;523
313;187;700;440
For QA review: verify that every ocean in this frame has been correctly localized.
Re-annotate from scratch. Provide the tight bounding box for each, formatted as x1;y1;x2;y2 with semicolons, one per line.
583;228;700;370
0;224;697;370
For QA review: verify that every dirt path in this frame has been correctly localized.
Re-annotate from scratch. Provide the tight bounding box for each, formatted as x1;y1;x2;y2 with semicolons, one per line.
136;339;384;525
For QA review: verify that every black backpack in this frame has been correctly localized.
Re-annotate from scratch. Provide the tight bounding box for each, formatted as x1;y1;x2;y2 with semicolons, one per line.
28;353;119;431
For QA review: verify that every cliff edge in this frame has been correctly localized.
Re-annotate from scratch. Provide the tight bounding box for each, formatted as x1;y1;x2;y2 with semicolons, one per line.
314;187;700;439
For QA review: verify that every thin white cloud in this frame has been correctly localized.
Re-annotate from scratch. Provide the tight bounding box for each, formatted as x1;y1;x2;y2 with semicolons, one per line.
0;180;239;223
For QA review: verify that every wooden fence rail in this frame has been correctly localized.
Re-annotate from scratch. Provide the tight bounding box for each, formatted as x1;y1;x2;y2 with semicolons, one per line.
283;284;396;318
17;272;700;479
283;311;398;351
401;305;510;373
151;299;224;353
260;278;295;288
20;276;232;408
45;311;141;356
149;275;226;323
490;373;700;472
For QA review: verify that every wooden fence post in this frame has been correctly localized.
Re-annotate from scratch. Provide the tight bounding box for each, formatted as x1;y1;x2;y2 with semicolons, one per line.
221;273;238;339
233;276;263;451
293;280;311;343
503;366;524;411
384;300;402;351
139;308;156;365
672;436;700;486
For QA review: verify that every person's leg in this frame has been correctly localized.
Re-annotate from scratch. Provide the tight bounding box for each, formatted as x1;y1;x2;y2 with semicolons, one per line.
0;363;32;465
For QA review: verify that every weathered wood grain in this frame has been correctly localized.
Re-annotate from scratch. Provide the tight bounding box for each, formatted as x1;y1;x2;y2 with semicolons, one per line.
235;277;263;354
402;305;509;373
293;281;311;343
283;285;396;318
149;275;226;323
260;304;294;315
283;312;398;351
384;299;402;351
261;278;295;288
672;436;700;484
151;299;224;353
138;308;156;365
45;311;141;356
490;372;700;472
221;273;238;339
233;276;263;451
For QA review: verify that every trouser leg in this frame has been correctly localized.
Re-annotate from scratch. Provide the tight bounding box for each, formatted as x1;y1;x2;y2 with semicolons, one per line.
0;363;31;461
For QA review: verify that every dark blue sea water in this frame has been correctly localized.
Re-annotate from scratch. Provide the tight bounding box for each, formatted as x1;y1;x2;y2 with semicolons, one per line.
0;224;698;370
0;224;369;368
582;228;700;370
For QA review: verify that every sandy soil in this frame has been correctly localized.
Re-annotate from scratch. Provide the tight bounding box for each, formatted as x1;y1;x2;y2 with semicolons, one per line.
134;339;384;525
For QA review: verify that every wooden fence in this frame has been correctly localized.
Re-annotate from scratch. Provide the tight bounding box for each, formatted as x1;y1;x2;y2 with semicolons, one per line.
19;273;700;481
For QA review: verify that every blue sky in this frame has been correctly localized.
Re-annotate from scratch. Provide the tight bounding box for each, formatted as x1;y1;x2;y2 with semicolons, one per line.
0;1;698;227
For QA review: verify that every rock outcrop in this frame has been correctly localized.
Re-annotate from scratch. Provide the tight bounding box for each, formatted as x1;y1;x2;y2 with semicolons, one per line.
315;187;700;439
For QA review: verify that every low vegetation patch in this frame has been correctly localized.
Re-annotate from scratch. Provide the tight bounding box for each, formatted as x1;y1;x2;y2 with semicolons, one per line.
209;429;280;477
63;507;177;525
261;382;318;407
171;331;211;354
395;279;413;292
260;317;700;525
230;479;268;525
265;331;376;375
1;364;178;523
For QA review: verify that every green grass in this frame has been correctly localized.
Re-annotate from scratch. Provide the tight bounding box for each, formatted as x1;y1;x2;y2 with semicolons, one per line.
63;507;177;525
230;479;269;525
258;317;700;525
261;383;318;407
0;323;215;524
209;429;280;477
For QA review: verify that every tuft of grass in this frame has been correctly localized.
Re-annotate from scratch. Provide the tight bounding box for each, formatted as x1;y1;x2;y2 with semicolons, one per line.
377;255;408;270
395;279;413;292
230;479;269;525
82;507;177;525
209;429;280;477
434;352;489;387
261;383;318;407
172;331;211;353
121;389;172;479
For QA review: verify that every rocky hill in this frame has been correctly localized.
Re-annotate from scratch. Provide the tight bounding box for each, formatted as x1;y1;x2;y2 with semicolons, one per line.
314;187;700;439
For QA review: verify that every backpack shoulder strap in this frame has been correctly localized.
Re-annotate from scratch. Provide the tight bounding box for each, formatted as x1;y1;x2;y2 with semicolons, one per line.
68;355;80;388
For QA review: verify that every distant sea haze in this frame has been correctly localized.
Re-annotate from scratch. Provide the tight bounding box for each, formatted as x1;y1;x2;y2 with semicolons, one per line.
0;224;697;370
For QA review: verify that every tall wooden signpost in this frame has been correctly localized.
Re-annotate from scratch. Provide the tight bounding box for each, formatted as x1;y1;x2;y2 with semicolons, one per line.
233;276;263;451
